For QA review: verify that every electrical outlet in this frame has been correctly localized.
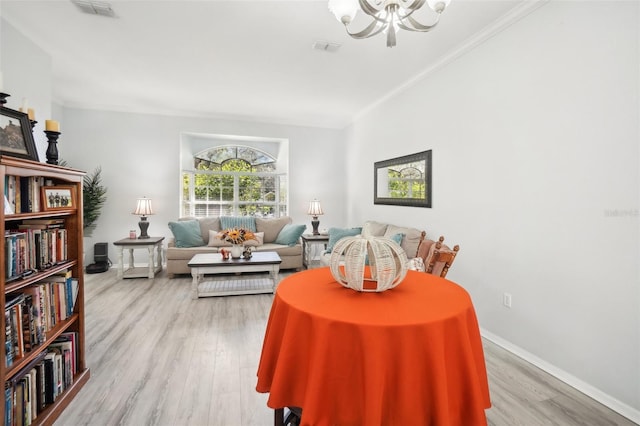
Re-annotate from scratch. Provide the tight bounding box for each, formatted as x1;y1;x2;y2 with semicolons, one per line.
503;293;512;308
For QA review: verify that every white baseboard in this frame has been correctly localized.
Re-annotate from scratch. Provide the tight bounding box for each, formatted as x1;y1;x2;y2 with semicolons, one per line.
481;329;640;424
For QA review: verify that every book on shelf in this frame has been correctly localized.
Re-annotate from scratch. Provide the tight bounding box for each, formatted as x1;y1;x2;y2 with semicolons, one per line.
4;232;28;281
3;273;77;368
19;219;65;226
18;224;65;230
5;226;68;276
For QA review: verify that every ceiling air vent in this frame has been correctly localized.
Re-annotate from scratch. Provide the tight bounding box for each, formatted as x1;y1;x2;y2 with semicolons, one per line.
71;0;115;17
312;41;341;53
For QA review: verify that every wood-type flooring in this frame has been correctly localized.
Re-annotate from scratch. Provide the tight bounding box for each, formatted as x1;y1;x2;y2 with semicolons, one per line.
54;269;637;426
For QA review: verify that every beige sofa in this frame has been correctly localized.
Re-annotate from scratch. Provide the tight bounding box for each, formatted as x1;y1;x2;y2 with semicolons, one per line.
319;220;426;266
166;216;304;277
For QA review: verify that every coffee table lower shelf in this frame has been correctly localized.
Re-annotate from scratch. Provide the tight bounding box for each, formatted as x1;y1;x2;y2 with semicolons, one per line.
197;277;275;297
188;252;282;299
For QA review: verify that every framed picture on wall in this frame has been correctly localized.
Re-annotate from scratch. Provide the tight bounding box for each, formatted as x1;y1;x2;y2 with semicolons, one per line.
41;186;77;211
0;107;39;161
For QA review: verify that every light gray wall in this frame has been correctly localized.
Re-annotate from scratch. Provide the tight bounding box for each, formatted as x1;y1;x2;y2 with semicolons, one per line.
0;18;52;160
57;107;346;262
346;0;639;418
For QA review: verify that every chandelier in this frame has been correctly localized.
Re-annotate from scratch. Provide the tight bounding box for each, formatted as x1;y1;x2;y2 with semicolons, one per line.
328;0;451;47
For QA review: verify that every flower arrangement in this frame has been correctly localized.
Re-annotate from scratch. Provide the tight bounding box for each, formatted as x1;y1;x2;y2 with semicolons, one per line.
218;227;256;245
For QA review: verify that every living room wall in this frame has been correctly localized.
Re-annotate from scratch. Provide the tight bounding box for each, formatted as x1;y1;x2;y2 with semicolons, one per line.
345;0;639;419
0;18;347;263
57;107;346;260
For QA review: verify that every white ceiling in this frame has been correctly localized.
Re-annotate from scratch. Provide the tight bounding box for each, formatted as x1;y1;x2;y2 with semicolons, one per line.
1;0;531;128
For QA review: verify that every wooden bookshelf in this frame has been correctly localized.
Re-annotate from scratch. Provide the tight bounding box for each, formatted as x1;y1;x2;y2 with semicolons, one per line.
0;156;89;425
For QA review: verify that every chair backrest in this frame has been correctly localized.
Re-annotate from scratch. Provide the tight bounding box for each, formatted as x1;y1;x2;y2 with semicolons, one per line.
416;236;460;278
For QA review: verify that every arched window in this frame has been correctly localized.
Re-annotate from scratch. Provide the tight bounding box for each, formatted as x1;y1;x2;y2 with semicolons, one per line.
182;145;287;217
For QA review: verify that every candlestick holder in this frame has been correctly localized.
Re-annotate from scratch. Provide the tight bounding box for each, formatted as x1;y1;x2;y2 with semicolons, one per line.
30;120;38;130
0;93;10;107
44;130;60;165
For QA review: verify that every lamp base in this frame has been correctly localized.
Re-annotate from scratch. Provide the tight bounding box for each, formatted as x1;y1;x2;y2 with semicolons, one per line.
138;217;150;239
311;217;320;236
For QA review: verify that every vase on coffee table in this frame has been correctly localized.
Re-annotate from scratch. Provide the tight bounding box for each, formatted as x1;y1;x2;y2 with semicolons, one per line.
230;244;244;259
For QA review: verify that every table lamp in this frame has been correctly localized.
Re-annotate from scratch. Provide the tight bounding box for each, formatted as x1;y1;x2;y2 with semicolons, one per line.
307;199;324;236
132;197;154;239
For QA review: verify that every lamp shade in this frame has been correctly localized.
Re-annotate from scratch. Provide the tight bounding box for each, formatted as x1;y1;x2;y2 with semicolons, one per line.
133;198;154;216
307;199;324;216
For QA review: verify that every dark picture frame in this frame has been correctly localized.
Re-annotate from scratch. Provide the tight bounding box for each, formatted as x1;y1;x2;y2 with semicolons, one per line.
0;107;39;161
374;150;432;208
41;186;77;211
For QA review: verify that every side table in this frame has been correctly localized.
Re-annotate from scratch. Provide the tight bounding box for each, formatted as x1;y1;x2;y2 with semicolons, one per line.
113;236;165;279
300;234;329;269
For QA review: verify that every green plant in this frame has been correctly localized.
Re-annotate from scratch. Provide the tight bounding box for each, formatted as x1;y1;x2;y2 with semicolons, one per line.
83;167;107;235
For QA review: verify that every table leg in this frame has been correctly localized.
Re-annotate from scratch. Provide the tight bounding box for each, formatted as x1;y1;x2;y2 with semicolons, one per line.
127;248;134;270
274;408;284;426
270;265;280;292
116;246;124;279
147;245;154;278
303;240;310;268
191;268;201;300
156;243;163;272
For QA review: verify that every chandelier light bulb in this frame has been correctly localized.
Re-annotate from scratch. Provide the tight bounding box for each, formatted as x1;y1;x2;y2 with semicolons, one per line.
328;0;359;24
426;0;451;13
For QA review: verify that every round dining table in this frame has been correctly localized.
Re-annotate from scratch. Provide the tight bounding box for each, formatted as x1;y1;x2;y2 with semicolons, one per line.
256;267;491;426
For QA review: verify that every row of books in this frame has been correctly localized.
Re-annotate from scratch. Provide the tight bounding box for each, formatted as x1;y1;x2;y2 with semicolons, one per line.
5;270;78;368
3;176;51;215
4;219;68;281
4;332;78;426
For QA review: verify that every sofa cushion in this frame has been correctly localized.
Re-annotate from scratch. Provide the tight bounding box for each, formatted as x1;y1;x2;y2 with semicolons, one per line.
197;217;221;244
361;220;388;238
207;230;232;247
168;220;205;248
256;216;292;243
384;225;423;257
220;216;257;232
326;227;363;253
243;232;265;247
166;246;217;260
275;224;307;246
254;243;301;256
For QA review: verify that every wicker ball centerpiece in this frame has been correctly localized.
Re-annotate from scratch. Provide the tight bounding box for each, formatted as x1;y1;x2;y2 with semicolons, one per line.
329;236;408;292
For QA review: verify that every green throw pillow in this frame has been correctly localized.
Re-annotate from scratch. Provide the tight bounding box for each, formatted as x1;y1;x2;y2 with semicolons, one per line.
390;232;404;246
168;220;205;248
326;227;363;253
274;224;307;246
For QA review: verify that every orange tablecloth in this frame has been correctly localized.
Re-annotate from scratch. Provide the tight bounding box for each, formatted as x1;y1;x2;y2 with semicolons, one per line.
256;268;491;426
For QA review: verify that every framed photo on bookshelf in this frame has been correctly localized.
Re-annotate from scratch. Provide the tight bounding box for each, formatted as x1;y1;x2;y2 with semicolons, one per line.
0;107;39;161
42;186;77;211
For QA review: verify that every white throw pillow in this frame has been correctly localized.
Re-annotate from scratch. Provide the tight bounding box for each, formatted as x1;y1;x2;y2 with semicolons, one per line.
243;232;264;247
361;220;388;238
207;230;232;247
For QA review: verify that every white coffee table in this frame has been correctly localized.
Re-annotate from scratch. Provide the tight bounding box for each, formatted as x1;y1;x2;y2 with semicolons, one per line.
188;251;282;299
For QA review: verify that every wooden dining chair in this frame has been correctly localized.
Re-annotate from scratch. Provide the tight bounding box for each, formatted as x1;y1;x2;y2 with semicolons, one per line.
416;236;460;278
